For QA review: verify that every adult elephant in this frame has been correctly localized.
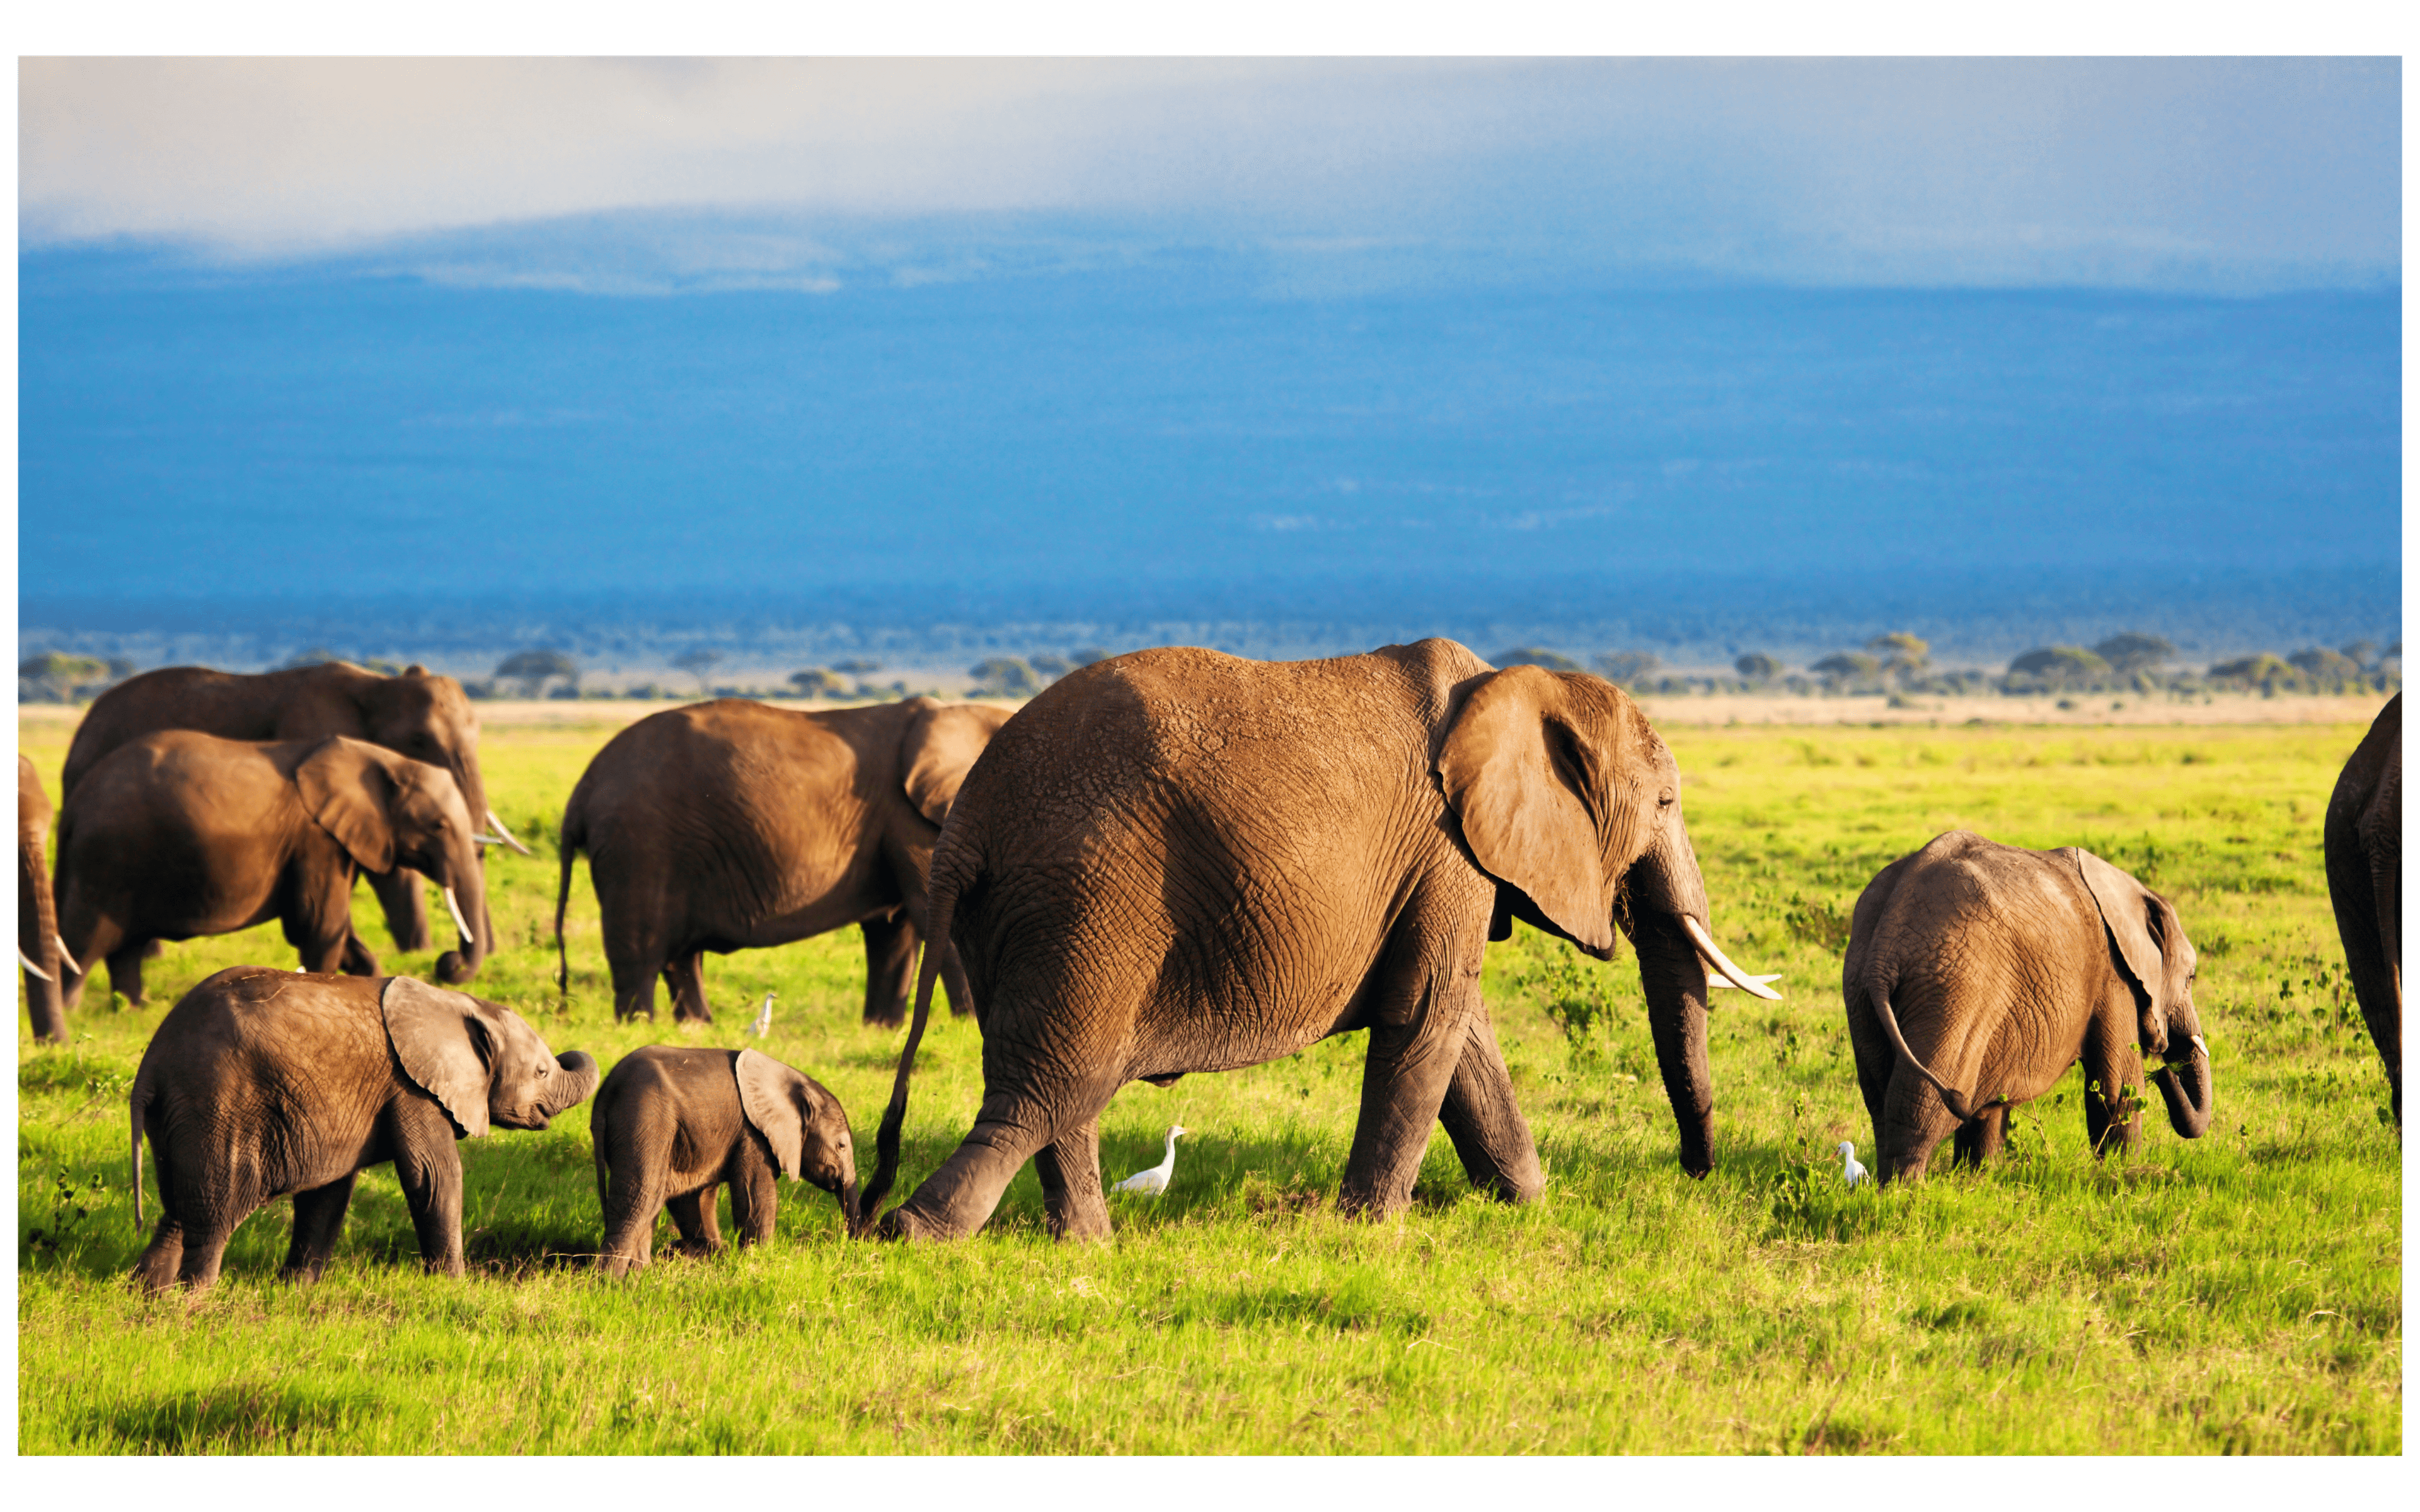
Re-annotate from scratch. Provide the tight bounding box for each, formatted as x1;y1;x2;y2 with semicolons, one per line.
131;968;599;1292
54;733;492;1007
20;757;67;1042
2324;693;2400;1123
556;696;1013;1024
61;661;527;965
860;639;1781;1242
1842;831;2213;1183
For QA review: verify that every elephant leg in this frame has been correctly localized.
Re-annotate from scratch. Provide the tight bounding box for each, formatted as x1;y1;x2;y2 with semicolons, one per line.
389;1103;468;1276
1034;1116;1112;1240
893;862;977;1021
729;1153;779;1249
133;1216;187;1294
664;951;715;1024
282;1172;358;1282
597;1150;668;1277
2082;1021;2145;1159
1951;1105;2009;1169
366;866;434;953
1877;1070;1961;1185
339;931;380;976
106;943;149;1006
937;936;979;1022
173;1218;240;1293
285;871;364;976
608;954;660;1023
666;1186;723;1256
1845;992;1897;1150
880;1096;1068;1242
860;911;918;1027
1436;1012;1545;1203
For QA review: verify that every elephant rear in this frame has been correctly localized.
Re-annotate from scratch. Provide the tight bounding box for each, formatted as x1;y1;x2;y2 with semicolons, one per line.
2325;692;2400;1121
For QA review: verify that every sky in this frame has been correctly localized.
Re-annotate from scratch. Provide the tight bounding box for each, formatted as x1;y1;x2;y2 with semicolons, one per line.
18;57;2403;294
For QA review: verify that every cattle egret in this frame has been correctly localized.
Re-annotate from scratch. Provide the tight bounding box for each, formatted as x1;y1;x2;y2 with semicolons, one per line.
748;992;775;1038
1838;1141;1870;1188
1111;1125;1189;1196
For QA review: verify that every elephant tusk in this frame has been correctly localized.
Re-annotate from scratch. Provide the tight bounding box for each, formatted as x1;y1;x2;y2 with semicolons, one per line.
19;946;51;982
485;810;534;856
1708;971;1785;992
442;886;475;941
53;932;73;966
1681;915;1783;1000
473;833;509;847
2192;1034;2209;1058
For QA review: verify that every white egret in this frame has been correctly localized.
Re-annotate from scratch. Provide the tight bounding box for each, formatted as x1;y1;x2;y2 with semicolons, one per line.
1110;1125;1189;1196
748;991;775;1038
1838;1141;1870;1188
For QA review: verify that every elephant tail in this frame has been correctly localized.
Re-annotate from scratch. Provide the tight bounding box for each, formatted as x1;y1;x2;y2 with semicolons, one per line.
860;913;947;1230
130;1058;154;1230
553;807;583;996
1868;978;1975;1122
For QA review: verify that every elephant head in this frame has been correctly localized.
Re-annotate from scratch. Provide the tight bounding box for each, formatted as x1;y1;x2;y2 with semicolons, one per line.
735;1048;860;1230
899;699;1017;826
381;976;601;1136
357;666;524;854
298;737;491;983
1436;664;1778;1176
2072;850;2213;1138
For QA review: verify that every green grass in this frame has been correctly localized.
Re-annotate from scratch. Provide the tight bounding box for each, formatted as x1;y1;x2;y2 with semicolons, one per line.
16;716;2401;1453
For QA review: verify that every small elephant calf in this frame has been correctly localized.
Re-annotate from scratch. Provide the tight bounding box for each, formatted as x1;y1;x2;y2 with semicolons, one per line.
591;1046;858;1274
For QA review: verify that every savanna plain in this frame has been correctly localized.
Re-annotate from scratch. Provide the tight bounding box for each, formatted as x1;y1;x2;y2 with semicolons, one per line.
16;705;2402;1454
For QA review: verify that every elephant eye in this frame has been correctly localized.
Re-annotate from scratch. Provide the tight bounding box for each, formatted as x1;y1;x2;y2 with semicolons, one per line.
1657;788;1676;808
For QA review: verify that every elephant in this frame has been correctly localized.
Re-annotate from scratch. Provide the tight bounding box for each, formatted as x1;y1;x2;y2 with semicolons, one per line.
61;660;526;967
2324;692;2400;1123
1841;830;2214;1183
860;639;1781;1242
555;696;1012;1024
129;968;599;1292
54;732;492;1007
590;1045;858;1275
20;756;67;1043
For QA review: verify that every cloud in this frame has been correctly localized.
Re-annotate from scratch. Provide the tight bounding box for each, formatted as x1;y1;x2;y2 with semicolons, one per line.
18;57;2400;290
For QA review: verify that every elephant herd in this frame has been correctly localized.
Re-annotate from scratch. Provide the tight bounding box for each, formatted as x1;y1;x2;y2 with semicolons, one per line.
12;646;2402;1292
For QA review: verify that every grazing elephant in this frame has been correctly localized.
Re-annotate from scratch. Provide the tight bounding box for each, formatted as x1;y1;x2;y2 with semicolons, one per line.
2324;693;2400;1123
130;968;599;1292
62;660;526;965
54;732;492;1007
590;1045;858;1275
1842;831;2214;1183
861;639;1780;1241
555;697;1011;1024
20;757;67;1042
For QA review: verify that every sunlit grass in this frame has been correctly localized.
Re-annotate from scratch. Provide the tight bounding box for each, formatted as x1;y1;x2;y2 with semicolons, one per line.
16;714;2400;1453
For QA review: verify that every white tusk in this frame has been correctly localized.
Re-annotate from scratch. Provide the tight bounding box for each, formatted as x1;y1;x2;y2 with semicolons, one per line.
485;809;534;856
19;946;51;982
2191;1035;2209;1058
473;834;508;847
442;886;474;941
1708;972;1785;992
53;932;72;965
1680;915;1783;1000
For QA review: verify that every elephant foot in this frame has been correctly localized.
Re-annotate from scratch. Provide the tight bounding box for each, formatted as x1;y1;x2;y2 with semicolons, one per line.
862;1010;906;1029
872;1206;944;1242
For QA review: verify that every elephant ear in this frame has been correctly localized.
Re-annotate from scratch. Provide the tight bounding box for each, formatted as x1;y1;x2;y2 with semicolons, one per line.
2070;849;2171;1015
381;976;493;1138
297;738;400;873
734;1048;808;1181
899;701;1011;826
1435;666;1618;954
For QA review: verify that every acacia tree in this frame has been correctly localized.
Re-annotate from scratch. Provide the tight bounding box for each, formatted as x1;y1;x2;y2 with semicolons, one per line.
1733;653;1781;684
671;647;725;694
2092;633;2174;675
496;649;579;699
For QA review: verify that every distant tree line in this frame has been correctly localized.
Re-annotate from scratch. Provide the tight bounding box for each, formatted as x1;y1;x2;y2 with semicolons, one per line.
18;651;135;704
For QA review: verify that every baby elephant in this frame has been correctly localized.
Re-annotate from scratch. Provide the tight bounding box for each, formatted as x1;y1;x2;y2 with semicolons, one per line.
1843;831;2213;1183
131;968;600;1292
591;1046;858;1275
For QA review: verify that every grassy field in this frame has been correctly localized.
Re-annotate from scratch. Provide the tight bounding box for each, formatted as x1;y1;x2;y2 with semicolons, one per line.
16;708;2402;1453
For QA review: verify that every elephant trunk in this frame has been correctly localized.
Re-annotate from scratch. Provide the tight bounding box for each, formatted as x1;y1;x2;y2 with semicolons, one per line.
432;849;490;985
539;1050;601;1118
839;1179;861;1233
2151;1033;2213;1139
20;828;67;1043
1634;912;1717;1177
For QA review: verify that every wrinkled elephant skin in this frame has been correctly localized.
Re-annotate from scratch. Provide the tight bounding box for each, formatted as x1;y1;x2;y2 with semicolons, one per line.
2324;694;2400;1123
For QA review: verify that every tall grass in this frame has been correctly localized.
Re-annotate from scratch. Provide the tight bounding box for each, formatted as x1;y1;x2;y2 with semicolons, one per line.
16;716;2400;1453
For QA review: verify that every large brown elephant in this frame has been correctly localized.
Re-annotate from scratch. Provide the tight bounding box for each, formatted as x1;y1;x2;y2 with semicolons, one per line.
61;660;526;965
861;639;1780;1242
590;1045;858;1275
130;968;599;1292
20;757;67;1043
2324;692;2400;1124
1842;830;2213;1183
54;732;492;1007
555;697;1011;1024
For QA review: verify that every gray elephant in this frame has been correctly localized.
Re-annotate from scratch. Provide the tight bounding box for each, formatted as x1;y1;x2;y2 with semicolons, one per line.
130;968;599;1292
1843;831;2214;1183
55;732;492;1006
861;640;1779;1242
2324;692;2400;1123
63;660;526;965
590;1045;858;1274
20;756;66;1043
556;696;1011;1024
